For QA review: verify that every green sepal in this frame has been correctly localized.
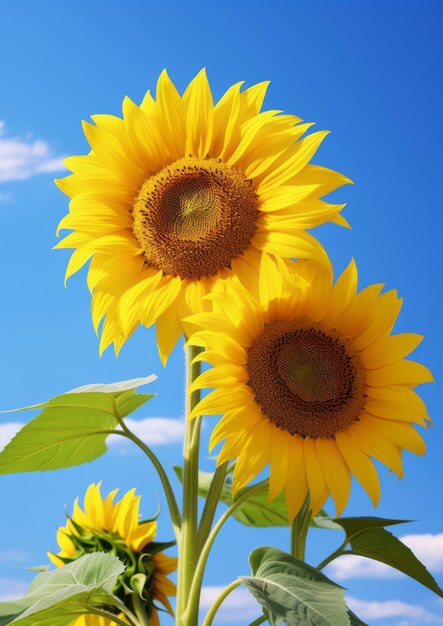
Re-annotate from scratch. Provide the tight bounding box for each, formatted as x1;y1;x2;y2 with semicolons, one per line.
130;573;149;600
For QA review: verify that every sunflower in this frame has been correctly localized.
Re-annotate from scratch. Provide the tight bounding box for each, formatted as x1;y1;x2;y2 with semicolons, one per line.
49;483;177;626
187;254;433;519
55;69;350;364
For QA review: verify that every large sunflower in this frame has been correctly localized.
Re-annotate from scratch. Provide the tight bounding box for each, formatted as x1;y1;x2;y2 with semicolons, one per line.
49;483;177;626
55;69;350;363
187;255;433;518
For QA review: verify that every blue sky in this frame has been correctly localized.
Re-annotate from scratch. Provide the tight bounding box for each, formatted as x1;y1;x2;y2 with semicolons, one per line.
0;0;442;624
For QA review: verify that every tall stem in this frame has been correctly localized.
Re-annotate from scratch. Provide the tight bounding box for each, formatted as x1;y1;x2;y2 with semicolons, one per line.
290;495;311;561
176;345;202;626
185;483;266;623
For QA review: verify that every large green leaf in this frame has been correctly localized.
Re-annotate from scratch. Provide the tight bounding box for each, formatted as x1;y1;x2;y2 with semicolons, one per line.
174;467;328;528
320;516;443;598
348;527;443;597
0;552;124;625
0;376;156;473
241;546;350;626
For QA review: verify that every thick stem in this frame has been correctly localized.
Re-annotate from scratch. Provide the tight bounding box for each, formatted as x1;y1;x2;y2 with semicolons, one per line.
290;495;311;561
185;483;266;623
176;345;202;626
201;579;242;626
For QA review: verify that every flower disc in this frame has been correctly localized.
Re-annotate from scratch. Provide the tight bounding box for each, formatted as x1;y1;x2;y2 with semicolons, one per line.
132;157;257;279
247;321;365;438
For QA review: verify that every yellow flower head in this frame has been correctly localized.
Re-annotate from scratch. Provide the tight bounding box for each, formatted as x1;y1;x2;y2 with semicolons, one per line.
55;69;350;364
187;255;433;519
50;483;177;626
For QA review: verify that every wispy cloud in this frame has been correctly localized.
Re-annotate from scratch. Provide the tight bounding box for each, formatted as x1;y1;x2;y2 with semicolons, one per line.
107;417;184;449
327;533;443;580
0;120;65;184
200;586;258;623
347;596;443;624
0;549;27;563
0;578;27;601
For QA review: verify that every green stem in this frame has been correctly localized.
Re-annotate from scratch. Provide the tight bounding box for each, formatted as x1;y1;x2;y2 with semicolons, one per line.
111;427;181;541
247;616;267;626
132;595;150;626
198;462;228;550
317;542;351;570
176;345;202;626
201;579;242;626
104;595;141;626
185;482;266;623
290;495;311;561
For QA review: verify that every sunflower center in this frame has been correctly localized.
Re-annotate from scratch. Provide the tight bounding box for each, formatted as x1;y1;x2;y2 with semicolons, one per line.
247;321;365;438
132;157;258;279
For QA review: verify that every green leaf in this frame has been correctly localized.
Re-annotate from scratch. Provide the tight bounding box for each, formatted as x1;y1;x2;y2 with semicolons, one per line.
320;516;443;598
241;546;350;626
348;527;443;597
0;552;125;625
0;376;156;473
332;516;410;536
173;467;328;528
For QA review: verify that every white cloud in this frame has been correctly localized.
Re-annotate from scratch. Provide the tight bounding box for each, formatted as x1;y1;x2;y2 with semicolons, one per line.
107;417;184;448
0;422;22;451
347;596;443;624
0;578;27;601
327;533;443;580
200;586;259;623
0;120;65;183
0;549;27;563
400;534;443;572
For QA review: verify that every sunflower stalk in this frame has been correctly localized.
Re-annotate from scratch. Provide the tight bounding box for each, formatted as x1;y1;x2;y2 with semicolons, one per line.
176;345;202;626
185;482;267;625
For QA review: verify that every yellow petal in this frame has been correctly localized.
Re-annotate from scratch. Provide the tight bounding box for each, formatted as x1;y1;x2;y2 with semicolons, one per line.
258;131;330;191
285;436;309;520
335;431;380;507
316;438;351;517
184;68;214;158
366;360;434;387
348;418;404;478
304;438;329;515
